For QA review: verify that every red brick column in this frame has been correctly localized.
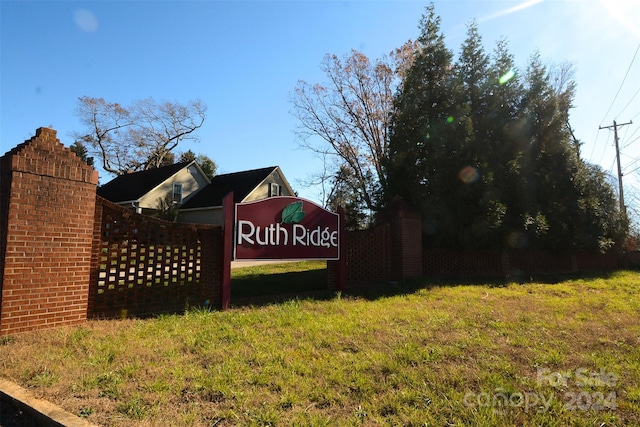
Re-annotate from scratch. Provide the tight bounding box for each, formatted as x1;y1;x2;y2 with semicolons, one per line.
386;197;422;280
0;128;98;335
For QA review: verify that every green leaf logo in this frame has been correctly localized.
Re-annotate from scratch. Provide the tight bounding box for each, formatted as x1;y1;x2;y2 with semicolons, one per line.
281;201;305;224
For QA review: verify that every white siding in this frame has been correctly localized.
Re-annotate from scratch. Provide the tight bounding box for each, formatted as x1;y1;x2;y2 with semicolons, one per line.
244;170;294;202
139;165;208;209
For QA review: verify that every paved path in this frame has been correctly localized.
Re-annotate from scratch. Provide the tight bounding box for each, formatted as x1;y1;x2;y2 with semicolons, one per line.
0;379;97;427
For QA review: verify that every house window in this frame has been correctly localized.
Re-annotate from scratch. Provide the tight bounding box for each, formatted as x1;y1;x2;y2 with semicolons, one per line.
172;183;183;203
269;183;280;197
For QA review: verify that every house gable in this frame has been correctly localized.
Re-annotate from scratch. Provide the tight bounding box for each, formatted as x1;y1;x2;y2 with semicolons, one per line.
179;166;294;209
97;161;210;210
177;166;295;225
138;162;209;209
243;167;295;202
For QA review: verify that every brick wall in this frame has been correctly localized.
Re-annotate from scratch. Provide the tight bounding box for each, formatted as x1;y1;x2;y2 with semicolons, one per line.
331;195;626;288
0;128;98;335
328;197;422;288
422;250;624;279
328;224;392;289
422;249;504;278
0;128;629;334
574;252;622;272
0;128;225;335
345;223;392;284
384;197;423;280
89;197;222;318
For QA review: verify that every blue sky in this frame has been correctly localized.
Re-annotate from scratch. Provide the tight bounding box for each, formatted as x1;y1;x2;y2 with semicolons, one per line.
2;0;639;210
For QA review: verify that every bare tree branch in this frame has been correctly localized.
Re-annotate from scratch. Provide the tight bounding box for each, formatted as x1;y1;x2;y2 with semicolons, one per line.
291;45;413;210
73;97;207;175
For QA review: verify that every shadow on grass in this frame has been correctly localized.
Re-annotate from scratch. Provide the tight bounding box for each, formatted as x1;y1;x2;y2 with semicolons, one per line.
232;268;328;299
230;267;624;308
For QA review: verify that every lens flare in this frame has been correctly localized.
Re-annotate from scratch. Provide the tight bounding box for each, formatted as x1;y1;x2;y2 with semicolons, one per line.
499;69;516;85
458;166;479;184
507;231;529;249
446;116;454;123
74;9;99;32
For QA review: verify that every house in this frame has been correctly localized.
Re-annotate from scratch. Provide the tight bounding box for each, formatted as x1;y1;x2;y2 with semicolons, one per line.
178;166;295;224
96;160;210;214
97;162;295;225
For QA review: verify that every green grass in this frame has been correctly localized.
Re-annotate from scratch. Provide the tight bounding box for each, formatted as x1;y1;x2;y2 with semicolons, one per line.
0;267;639;426
231;260;328;298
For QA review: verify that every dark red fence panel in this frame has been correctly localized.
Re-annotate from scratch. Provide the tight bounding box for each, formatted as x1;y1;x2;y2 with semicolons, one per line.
345;223;392;284
89;197;222;319
575;252;622;271
423;249;504;278
507;250;573;275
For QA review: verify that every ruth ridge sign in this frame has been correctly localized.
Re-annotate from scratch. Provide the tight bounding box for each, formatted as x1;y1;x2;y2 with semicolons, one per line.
234;196;340;260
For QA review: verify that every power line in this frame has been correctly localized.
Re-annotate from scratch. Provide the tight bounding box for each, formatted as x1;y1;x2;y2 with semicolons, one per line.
621;151;640;171
621;121;632;143
599;43;640;125
597;130;612;165
624;135;640;150
608;156;617;176
623;126;640;148
624;162;640;176
589;128;603;163
616;86;640;118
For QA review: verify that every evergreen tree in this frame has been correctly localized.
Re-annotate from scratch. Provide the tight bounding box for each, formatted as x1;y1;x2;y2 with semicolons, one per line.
512;53;576;249
179;150;217;180
484;38;526;247
386;4;626;251
573;163;627;252
179;150;197;163
450;21;495;247
387;4;461;246
196;154;217;181
69;140;94;166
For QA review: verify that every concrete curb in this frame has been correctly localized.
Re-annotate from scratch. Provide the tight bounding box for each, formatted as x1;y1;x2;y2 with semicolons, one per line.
0;379;99;427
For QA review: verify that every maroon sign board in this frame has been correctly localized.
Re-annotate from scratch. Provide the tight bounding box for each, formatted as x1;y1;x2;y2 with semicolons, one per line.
234;196;340;260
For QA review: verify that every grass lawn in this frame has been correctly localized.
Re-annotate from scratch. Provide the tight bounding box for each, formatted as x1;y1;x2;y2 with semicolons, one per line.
0;265;639;426
231;260;328;299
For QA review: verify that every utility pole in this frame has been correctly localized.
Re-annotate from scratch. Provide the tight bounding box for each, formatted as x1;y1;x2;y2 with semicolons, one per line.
600;119;633;217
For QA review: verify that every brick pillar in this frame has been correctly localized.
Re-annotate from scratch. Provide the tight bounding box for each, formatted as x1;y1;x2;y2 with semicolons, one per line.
378;196;422;280
0;128;98;335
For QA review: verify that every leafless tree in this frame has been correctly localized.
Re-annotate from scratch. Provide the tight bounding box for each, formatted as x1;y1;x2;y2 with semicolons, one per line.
291;43;415;210
549;61;581;157
74;96;206;175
